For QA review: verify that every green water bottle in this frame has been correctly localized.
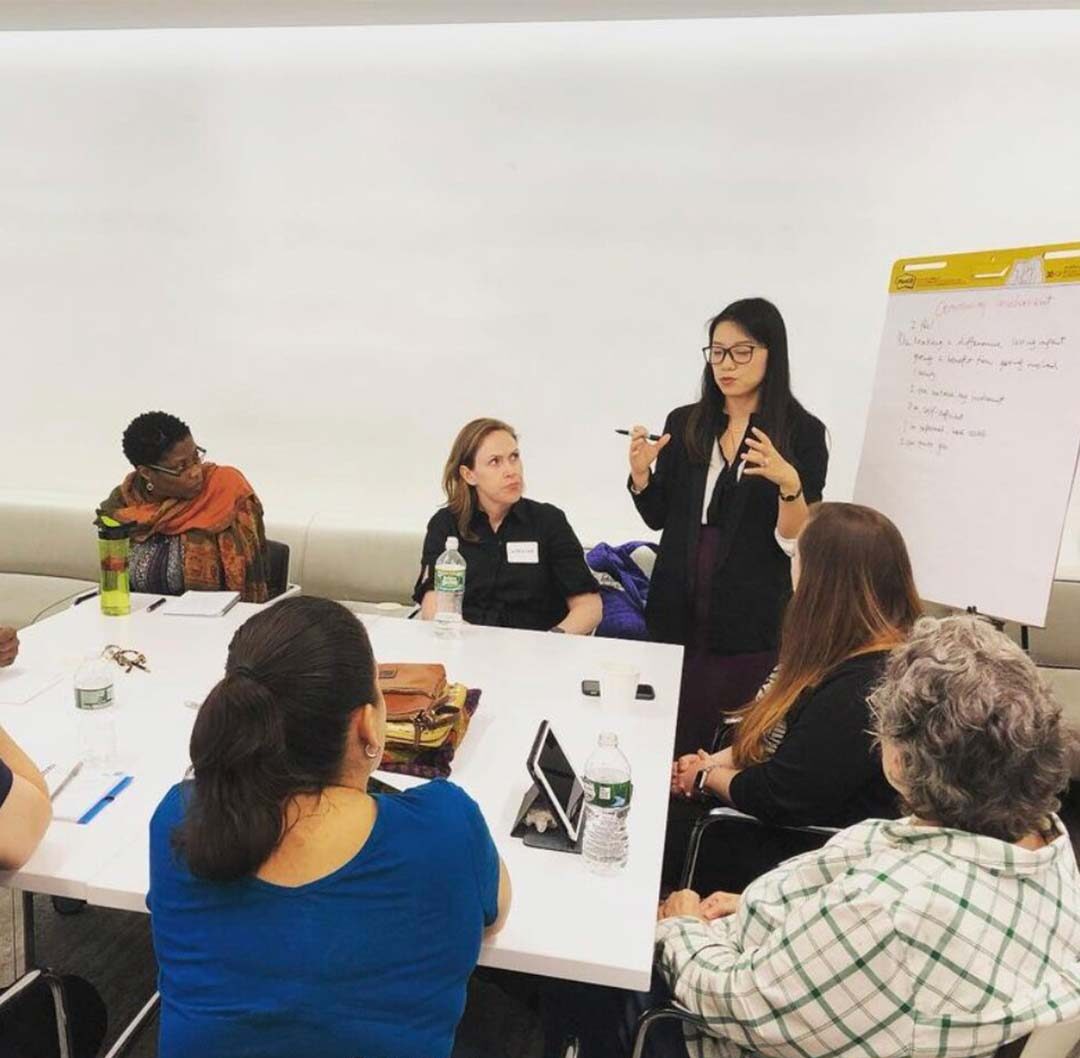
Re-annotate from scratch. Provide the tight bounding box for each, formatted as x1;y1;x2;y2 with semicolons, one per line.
95;514;132;616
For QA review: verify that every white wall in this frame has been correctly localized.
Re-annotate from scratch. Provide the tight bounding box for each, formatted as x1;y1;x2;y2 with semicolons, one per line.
1;12;1078;568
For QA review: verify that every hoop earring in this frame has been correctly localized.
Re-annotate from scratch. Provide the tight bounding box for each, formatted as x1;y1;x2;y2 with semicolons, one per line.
363;743;380;760
145;480;154;493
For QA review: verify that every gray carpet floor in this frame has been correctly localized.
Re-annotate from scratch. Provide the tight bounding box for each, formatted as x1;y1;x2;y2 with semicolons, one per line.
3;783;1079;1057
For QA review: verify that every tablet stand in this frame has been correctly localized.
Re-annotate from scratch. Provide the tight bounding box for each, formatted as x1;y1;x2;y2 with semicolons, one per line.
511;781;584;854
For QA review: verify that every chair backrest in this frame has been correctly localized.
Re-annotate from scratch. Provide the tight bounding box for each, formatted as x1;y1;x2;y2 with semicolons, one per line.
682;806;839;893
266;539;290;599
1008;1015;1080;1058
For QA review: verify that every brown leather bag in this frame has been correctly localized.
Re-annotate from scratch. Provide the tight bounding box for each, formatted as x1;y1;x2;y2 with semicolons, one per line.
384;682;470;753
378;663;448;716
378;663;452;748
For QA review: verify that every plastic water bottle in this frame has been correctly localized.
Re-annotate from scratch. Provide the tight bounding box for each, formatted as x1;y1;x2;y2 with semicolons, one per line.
73;656;117;770
582;732;632;875
433;536;466;639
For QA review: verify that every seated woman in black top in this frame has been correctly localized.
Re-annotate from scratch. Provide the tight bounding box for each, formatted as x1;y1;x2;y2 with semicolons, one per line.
415;418;601;634
666;503;921;889
628;298;829;755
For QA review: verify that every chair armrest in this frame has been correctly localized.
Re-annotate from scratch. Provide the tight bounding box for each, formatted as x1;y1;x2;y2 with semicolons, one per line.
680;806;839;890
631;1002;711;1058
0;969;74;1058
0;969;43;1011
702;805;840;836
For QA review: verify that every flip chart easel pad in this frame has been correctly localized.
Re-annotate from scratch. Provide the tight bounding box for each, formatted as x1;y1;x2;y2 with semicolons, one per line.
854;279;1080;627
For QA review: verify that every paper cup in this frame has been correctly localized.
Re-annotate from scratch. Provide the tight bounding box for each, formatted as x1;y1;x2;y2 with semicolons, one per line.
599;662;640;710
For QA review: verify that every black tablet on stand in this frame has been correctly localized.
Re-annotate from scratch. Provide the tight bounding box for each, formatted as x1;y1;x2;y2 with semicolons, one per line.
511;720;584;854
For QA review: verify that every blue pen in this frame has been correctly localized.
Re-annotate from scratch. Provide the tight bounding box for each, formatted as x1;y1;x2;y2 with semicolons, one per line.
77;775;133;825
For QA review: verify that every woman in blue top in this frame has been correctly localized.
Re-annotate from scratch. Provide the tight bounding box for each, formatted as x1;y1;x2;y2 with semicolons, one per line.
148;596;511;1058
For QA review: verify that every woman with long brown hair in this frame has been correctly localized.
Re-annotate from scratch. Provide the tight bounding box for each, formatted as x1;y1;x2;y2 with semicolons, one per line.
665;503;921;885
414;417;601;633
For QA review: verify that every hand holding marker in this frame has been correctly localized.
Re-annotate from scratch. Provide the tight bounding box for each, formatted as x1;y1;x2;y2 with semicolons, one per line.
620;426;672;490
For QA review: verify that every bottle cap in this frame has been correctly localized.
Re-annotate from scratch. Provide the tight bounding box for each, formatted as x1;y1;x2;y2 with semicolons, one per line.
599;731;618;747
94;511;133;540
446;536;459;550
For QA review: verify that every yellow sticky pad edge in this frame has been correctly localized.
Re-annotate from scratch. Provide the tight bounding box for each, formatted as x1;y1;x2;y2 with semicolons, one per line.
889;241;1080;293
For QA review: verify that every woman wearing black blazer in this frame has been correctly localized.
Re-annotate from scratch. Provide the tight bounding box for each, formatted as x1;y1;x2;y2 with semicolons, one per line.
628;298;828;755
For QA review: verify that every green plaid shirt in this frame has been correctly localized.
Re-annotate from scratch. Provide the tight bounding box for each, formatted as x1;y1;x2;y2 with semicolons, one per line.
655;817;1080;1058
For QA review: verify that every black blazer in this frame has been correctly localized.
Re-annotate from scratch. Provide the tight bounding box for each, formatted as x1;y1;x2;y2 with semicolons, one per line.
632;402;827;655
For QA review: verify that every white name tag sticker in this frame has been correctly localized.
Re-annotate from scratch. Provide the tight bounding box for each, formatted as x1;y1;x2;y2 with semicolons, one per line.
507;541;540;564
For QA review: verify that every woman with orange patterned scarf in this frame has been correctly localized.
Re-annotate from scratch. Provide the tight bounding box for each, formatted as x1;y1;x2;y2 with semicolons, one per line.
99;411;270;603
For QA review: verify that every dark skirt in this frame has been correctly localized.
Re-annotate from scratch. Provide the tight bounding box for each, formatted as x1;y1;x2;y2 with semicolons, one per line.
672;526;777;757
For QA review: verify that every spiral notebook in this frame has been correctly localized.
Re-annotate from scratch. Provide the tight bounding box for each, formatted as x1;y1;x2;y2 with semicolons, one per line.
160;591;240;617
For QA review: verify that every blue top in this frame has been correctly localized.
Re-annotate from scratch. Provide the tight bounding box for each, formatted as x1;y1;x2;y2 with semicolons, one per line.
0;758;12;807
148;779;500;1058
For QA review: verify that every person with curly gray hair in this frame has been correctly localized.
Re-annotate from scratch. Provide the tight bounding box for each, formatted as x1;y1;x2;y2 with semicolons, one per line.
873;614;1070;843
646;615;1080;1058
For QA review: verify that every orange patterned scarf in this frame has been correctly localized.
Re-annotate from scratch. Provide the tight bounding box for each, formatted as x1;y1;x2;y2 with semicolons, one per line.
101;464;270;602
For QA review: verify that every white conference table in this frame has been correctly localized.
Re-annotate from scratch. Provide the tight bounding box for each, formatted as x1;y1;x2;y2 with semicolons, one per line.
0;596;682;990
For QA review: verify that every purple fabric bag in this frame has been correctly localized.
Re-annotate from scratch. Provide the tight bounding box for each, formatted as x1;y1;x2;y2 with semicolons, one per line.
587;541;657;640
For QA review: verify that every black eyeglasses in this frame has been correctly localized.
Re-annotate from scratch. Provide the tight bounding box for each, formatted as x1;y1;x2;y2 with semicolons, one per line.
702;343;758;366
147;445;206;477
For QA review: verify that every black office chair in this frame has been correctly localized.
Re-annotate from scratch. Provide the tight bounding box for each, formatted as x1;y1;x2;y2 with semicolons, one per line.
0;970;74;1058
612;1004;1036;1058
266;539;290;599
0;969;115;1058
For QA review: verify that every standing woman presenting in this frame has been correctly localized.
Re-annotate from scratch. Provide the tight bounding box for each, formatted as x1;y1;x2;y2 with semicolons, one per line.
629;298;827;755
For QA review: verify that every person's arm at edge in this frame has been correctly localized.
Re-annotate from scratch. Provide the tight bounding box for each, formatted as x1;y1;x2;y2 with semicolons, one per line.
413;514;445;621
0;626;18;668
555;592;602;635
0;726;48;798
0;777;53;870
484;858;512;939
544;507;602;634
0;729;52;870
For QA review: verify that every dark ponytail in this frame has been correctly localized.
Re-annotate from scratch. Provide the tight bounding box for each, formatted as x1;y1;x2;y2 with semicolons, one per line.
173;596;377;881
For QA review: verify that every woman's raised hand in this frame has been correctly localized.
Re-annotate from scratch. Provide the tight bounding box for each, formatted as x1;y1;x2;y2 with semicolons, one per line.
628;425;671;489
742;427;800;494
